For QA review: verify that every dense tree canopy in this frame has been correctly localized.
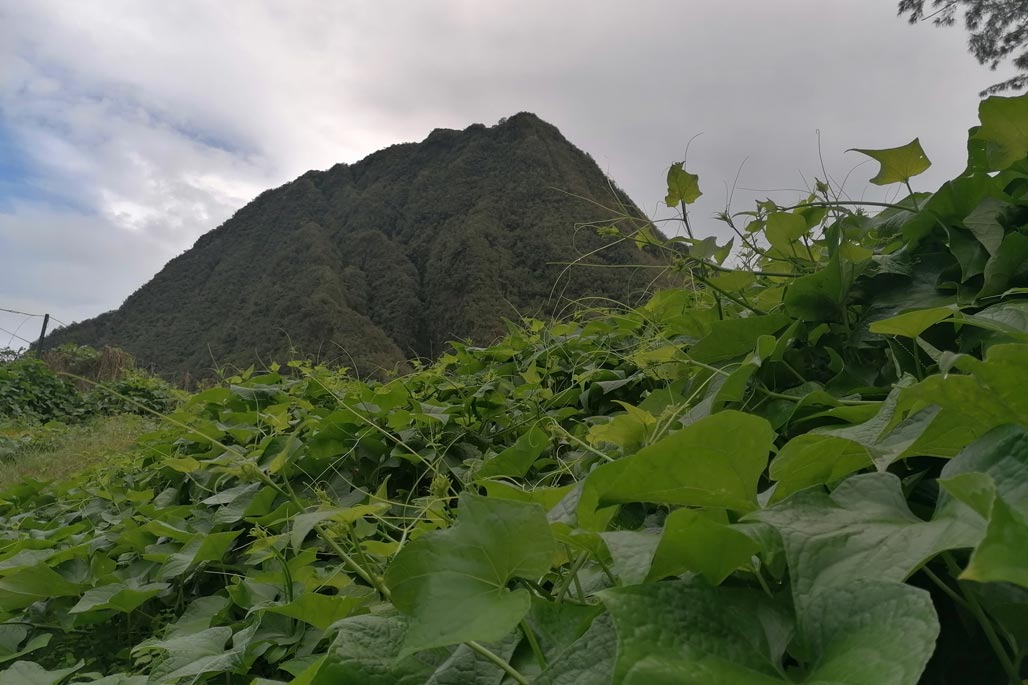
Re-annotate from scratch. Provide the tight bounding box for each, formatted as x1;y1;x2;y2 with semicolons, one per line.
899;0;1028;94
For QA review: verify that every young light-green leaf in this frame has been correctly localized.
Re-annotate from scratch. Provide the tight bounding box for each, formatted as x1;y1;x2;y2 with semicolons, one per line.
765;212;808;255
850;138;931;186
664;162;702;207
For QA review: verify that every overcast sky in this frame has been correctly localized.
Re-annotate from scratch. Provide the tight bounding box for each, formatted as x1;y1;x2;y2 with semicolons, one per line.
0;0;1014;348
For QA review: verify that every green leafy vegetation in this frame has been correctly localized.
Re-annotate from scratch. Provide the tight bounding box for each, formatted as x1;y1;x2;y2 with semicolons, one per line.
3;93;1028;683
0;346;177;489
0;346;177;423
0;415;155;490
47;113;663;382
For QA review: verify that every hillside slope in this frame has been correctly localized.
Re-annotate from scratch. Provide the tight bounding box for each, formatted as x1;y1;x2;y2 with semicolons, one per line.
49;113;661;379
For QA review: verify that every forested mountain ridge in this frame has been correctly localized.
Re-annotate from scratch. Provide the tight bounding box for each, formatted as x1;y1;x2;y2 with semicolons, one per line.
49;113;663;379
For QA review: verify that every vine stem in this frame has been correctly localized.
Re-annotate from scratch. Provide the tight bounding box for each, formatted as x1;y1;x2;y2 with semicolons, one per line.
254;471;393;598
313;522;390;597
776;199;916;213
467;641;530;684
963;585;1020;685
920;564;970;613
521;618;548;669
691;270;767;315
942;553;1021;684
556;551;591;604
904;180;921;212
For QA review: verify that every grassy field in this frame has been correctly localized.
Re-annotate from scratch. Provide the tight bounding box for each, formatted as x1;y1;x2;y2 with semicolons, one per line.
0;414;154;489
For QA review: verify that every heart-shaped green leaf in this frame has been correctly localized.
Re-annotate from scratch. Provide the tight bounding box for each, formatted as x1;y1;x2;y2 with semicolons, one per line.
385;493;556;654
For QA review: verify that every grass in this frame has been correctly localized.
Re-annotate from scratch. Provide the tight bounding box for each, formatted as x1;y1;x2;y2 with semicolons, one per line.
0;414;154;490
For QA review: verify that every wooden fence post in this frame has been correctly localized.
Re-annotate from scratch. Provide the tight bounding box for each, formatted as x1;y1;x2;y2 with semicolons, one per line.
36;314;50;358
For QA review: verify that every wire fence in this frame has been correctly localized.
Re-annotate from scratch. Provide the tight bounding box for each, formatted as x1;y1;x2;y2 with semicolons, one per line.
0;305;69;352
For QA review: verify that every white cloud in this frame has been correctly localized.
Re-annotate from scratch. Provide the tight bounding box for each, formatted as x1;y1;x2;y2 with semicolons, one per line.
0;0;1017;322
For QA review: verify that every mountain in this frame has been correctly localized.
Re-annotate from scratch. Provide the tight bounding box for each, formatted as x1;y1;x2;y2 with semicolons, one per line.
49;113;664;380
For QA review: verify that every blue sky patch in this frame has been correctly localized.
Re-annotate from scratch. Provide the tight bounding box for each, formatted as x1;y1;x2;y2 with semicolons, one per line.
0;119;34;208
0;118;94;214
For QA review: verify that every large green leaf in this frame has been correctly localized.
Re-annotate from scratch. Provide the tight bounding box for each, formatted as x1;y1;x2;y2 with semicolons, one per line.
969;300;1028;337
937;424;1028;514
646;508;758;584
304;615;435;685
688;314;791;364
602;579;937;685
384;493;556;654
534;613;617;685
0;661;83;685
962;197;1008;256
795;581;938;685
0;565;80;611
972;93;1028;171
870;343;1028;463
953;343;1028;421
936;425;1028;588
308;614;517;685
961;495;1028;588
602;581;789;685
850;138;931;185
768;434;872;503
157;530;241;580
0;627;50;666
68;581;169;615
578;411;775;527
869;306;954;339
765;213;808;256
521;599;605;669
266;591;369;631
599;530;661;586
783;255;852;322
752;472;978;607
135;626;242;683
980;232;1028;299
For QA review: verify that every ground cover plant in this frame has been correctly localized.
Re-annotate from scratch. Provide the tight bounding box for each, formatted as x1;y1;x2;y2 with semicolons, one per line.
1;93;1028;684
0;347;176;494
0;345;177;424
0;415;155;491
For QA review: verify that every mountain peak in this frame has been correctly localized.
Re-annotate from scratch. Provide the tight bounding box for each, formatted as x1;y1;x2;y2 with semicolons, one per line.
50;115;658;380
